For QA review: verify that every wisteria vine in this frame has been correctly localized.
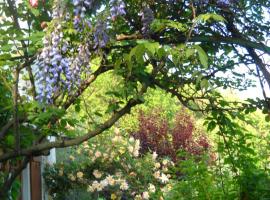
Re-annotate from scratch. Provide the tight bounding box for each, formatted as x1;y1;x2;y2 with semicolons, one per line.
35;0;130;104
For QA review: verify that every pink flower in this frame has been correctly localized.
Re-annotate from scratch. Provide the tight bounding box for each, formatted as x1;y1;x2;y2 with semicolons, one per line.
29;0;38;8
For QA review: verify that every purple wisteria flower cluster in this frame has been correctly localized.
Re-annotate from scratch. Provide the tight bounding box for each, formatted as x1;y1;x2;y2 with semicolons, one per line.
35;24;91;104
93;20;110;49
109;0;126;20
35;0;128;103
73;0;93;31
141;7;154;37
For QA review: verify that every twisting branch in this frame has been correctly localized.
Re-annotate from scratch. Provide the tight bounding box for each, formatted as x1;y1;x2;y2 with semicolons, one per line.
0;85;148;162
0;56;36;140
13;67;20;151
6;0;37;98
62;65;114;109
0;156;30;199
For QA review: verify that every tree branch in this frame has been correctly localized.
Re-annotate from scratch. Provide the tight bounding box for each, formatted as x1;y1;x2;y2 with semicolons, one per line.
0;86;147;162
0;156;30;199
116;33;270;54
13;67;20;151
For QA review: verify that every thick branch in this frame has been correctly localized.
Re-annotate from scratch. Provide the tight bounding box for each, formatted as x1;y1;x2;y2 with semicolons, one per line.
0;157;30;198
0;91;146;162
246;48;270;91
116;33;270;54
13;68;20;151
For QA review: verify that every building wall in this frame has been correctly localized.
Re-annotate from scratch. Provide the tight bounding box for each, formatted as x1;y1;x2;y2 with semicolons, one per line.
21;137;56;200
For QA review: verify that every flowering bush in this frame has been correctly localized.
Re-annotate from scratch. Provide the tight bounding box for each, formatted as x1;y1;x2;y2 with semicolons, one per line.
133;108;211;161
44;128;173;200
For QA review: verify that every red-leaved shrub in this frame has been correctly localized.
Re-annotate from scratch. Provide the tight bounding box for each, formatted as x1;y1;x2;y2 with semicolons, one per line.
133;108;210;161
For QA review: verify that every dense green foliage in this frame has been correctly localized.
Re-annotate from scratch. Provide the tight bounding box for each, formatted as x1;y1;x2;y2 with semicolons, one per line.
0;0;270;199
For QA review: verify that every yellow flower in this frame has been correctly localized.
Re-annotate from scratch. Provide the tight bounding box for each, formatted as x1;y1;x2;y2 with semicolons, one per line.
162;159;169;166
68;174;76;181
106;175;115;186
135;195;143;200
76;148;81;154
58;169;64;176
154;162;161;169
87;185;94;192
69;155;75;161
153;171;160;179
129;172;137;177
120;180;129;190
128;146;133;153
111;193;117;200
119;146;126;154
77;171;84;179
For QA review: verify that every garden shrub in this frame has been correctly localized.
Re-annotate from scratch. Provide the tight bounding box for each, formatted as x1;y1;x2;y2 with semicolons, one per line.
44;128;173;200
133;108;211;161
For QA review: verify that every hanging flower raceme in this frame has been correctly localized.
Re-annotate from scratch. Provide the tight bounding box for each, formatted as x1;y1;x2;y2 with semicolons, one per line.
109;0;126;20
35;25;66;103
72;0;93;31
93;20;109;49
141;7;154;37
35;24;91;104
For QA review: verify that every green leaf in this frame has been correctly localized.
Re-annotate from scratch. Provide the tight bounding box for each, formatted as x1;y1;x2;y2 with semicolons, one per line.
194;45;208;68
207;121;216;132
200;79;209;89
151;19;187;32
195;13;226;23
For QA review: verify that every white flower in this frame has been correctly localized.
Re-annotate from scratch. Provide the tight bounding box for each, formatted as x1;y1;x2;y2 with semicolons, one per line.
120;180;129;190
106;175;115;186
93;170;103;179
159;173;169;184
129;137;135;143
148;183;156;193
142;191;149;199
100;179;108;187
92;181;103;191
134;139;140;151
153;171;160;179
133;150;139;157
152;151;158;160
